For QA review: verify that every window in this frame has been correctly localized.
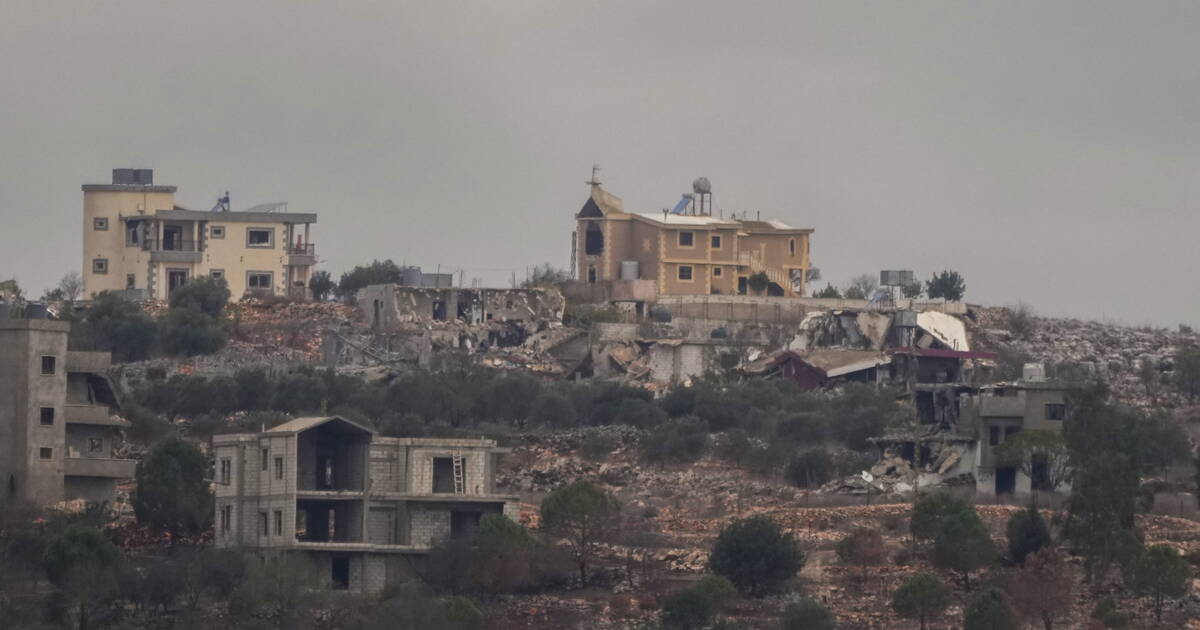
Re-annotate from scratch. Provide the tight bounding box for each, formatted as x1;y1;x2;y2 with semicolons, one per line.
584;222;604;255
92;258;108;274
39;448;52;460
210;225;226;239
587;266;597;283
274;456;284;480
1045;403;1066;420
713;266;723;278
41;356;56;375
678;265;693;281
259;512;269;537
219;458;231;485
1005;426;1021;439
220;505;232;534
93;217;108;230
678;231;694;247
710;234;722;249
125;222;141;246
789;239;796;256
246;228;274;248
274;510;283;536
247;272;273;291
126;273;136;289
89;438;103;453
988;426;1000;446
261;448;269;471
433;457;455;493
40;407;54;425
210;269;225;280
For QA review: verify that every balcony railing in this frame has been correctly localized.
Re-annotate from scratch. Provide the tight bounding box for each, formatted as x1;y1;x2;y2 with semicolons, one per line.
289;243;315;256
142;238;199;252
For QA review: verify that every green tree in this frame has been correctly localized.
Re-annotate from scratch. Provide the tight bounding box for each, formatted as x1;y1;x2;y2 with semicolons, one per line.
77;291;158;361
925;270;966;302
1007;548;1073;630
963;587;1018;630
43;524;124;630
891;573;951;630
747;271;769;293
229;552;324;629
132;437;214;538
1090;599;1129;629
993;430;1071;497
1125;544;1191;622
640;417;710;465
931;509;995;588
901;281;923;299
470;514;536;594
530;391;576;427
813;283;841;299
709;516;805;596
846;274;878;300
336;259;405;302
910;492;973;543
784;449;835;489
835;528;885;582
1174;344;1200;403
309;269;335;301
168;276;230;317
1006;505;1051;565
159;307;227;356
661;586;716;630
540;481;620;584
780;596;836;630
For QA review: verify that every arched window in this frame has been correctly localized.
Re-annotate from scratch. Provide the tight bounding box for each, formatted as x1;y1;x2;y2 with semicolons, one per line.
584;222;604;256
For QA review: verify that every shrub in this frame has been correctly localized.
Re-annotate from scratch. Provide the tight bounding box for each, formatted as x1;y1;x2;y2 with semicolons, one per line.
910;492;973;543
926;270;966;302
963;587;1017;630
641;418;710;465
836;528;885;582
580;431;619;461
715;429;753;466
931;509;996;588
168;276;230;317
661;586;714;630
1006;505;1051;565
160;308;227;356
1090;599;1129;629
780;596;835;630
1125;544;1192;621
784;449;834;489
540;481;620;584
891;573;951;630
78;291;158;361
709;516;804;596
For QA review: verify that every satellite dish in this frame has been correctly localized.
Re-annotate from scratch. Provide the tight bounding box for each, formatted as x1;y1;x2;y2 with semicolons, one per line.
692;177;711;194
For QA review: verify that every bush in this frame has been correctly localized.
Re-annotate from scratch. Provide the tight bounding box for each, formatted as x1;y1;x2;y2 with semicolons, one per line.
775;412;827;443
661;586;715;630
1006;506;1051;565
709;516;804;596
931;509;996;588
540;481;620;584
715;429;754;466
641;418;710;465
780;596;835;630
77;291;158;361
784;449;835;489
836;528;885;582
132;437;214;537
1090;599;1129;629
892;572;951;630
530;392;576;428
617;398;667;429
160;308;227;356
910;492;973;543
336;259;405;302
580;431;619;461
963;588;1017;630
168;276;230;317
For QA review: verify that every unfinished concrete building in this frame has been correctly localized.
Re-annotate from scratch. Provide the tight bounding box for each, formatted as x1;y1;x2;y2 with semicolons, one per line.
213;416;519;593
0;318;133;507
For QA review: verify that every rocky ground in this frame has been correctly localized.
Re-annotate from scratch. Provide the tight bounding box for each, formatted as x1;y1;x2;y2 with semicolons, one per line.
968;306;1200;408
493;428;1200;629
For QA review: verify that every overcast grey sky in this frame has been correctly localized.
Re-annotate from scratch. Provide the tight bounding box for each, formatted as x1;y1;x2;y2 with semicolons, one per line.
3;1;1198;325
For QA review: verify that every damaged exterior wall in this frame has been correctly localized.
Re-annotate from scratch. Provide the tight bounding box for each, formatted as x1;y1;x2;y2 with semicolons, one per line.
358;285;564;328
213;416;519;594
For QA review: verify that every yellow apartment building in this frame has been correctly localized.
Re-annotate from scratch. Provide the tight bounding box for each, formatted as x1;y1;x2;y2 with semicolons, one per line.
82;169;317;300
574;180;813;297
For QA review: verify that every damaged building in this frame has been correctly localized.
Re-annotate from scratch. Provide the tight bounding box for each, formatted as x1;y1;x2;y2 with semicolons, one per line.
213;416;519;593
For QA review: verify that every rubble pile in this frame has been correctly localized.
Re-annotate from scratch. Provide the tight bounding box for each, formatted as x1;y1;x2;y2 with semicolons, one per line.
227;298;365;360
969;306;1200;406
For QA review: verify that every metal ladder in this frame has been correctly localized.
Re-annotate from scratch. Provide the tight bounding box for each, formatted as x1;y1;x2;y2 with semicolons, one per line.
451;452;465;494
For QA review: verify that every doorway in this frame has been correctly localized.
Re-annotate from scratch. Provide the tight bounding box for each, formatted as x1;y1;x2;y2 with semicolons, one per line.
995;467;1017;495
163;225;183;251
331;556;350;590
737;277;748;295
167;269;189;294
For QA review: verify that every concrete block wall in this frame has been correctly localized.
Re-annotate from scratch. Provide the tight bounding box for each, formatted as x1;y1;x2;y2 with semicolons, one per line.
410;508;450;547
407;447;489;495
369;444;407;493
363;554;388;594
367;506;396;544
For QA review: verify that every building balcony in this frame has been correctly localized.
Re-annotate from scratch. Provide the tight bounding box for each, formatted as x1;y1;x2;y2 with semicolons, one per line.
66;351;110;373
64;404;128;427
145;238;203;263
65;457;136;479
287;242;316;266
979;396;1026;418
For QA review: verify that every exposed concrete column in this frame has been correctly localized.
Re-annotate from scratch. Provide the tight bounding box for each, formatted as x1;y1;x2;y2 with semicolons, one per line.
360;438;371;543
155;219;163;251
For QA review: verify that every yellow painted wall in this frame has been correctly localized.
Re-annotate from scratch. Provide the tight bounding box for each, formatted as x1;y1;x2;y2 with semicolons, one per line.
83;190;175;297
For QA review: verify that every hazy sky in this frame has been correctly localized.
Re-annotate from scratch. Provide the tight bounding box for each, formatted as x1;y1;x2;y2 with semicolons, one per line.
3;1;1198;325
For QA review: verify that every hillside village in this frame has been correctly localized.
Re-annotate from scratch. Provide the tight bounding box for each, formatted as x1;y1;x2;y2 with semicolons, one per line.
3;169;1200;630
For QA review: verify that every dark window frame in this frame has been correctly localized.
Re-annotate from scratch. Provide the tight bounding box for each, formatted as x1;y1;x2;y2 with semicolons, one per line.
92;258;108;274
93;217;109;231
210;225;226;239
710;234;722;249
246;227;275;248
40;356;56;375
39;447;52;460
678;231;695;247
40;407;54;425
678;265;694;281
1045;403;1066;420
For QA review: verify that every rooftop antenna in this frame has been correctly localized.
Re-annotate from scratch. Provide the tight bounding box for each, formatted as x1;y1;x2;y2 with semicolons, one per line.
586;164;601;187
